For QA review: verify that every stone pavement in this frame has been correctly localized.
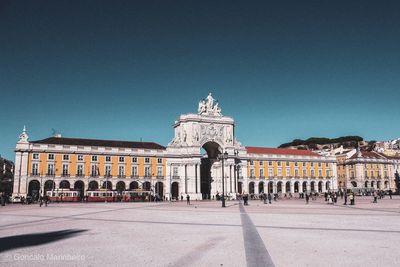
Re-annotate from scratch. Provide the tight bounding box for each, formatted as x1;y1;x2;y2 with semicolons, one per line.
1;196;400;267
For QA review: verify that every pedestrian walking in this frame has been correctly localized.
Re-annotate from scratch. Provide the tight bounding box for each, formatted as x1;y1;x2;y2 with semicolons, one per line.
344;192;347;205
373;191;377;203
268;193;272;204
186;194;190;205
305;194;309;204
349;193;354;205
389;190;393;199
39;195;43;207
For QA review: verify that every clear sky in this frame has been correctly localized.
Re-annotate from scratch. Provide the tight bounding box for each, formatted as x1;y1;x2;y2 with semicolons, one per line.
1;0;400;161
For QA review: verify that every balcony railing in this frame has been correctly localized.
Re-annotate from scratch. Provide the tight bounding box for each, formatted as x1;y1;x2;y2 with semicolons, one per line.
249;176;256;179
61;173;70;177
118;175;126;178
172;175;180;179
90;174;99;178
156;175;164;179
76;173;84;177
46;173;55;177
131;175;139;179
30;172;39;177
260;175;265;179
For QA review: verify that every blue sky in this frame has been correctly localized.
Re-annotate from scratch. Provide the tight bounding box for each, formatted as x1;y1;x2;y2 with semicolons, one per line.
1;0;400;160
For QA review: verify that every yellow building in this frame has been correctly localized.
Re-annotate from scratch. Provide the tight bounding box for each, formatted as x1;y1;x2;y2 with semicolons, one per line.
336;149;397;193
13;94;338;200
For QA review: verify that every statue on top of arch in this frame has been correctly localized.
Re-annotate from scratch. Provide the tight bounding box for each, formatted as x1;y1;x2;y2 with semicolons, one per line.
197;93;222;116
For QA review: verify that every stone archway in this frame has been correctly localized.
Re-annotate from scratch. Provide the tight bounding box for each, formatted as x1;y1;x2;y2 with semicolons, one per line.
302;181;307;192
377;181;381;189
268;181;274;193
249;182;255;194
74;180;85;198
277;181;282;193
88;181;99;190
200;141;223;199
102;181;112;190
44;180;54;194
318;181;323;192
285;181;291;193
60;180;70;189
171;182;179;200
294;182;299;193
258;181;264;193
311;181;316;192
155;182;164;199
129;181;139;190
143;181;151;191
28;180;40;200
325;181;330;191
238;182;243;194
116;181;126;192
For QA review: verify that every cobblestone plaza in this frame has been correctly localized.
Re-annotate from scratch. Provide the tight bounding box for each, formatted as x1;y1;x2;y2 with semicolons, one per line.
1;197;400;267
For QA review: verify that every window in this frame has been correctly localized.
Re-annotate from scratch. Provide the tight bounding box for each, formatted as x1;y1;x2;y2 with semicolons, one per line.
32;163;39;175
365;171;368;177
145;157;150;164
303;170;306;177
157;158;163;164
318;162;321;167
62;164;69;175
63;154;69;161
260;161;263;166
250;169;255;177
278;169;282;176
295;162;298;166
249;160;254;165
173;167;178;177
77;165;83;176
303;162;306;167
119;156;124;163
286;168;290;176
157;166;163;176
33;153;39;159
277;161;281;166
145;166;151;177
268;169;273;177
77;155;84;161
295;169;298;177
106;156;111;162
132;157;137;163
286;161;290;166
91;165;98;176
319;170;322;177
132;166;137;177
48;154;54;160
269;161;272;166
92;155;97;162
260;169;264;177
119;166;125;176
47;164;54;175
311;170;315;177
105;165;111;176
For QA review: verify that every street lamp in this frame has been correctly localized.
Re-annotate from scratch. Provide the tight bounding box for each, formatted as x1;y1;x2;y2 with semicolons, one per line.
218;151;228;208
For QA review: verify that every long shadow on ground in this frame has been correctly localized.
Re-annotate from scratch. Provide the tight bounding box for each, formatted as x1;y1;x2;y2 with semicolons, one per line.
0;229;87;253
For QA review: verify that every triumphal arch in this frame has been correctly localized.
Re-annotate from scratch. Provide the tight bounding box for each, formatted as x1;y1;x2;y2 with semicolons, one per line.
166;93;247;200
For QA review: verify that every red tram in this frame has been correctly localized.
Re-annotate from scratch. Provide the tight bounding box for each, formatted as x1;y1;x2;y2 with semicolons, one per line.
46;190;81;202
86;190;118;202
121;190;153;202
